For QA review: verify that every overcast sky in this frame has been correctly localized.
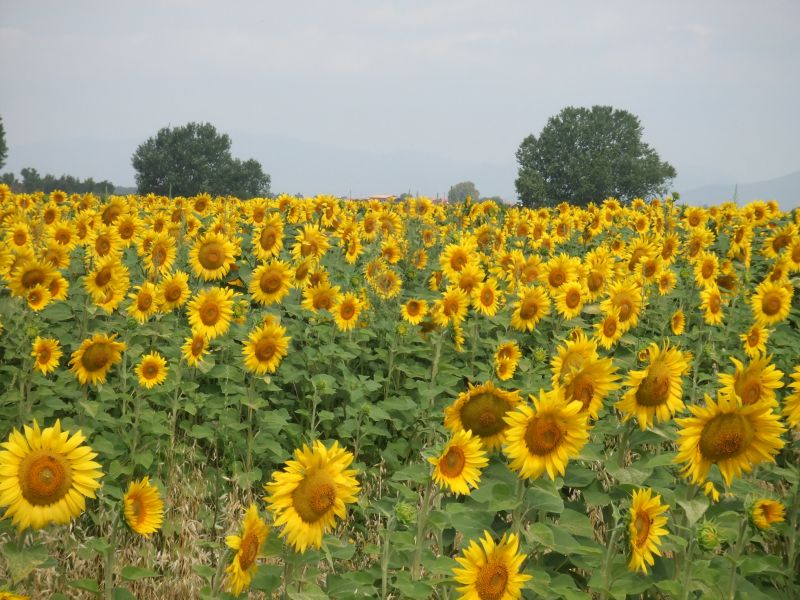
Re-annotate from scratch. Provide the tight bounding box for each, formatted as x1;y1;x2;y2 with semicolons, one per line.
1;0;799;198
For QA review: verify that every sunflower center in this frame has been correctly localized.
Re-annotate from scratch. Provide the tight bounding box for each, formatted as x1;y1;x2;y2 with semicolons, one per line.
643;260;657;278
699;413;754;461
95;236;111;256
143;363;158;379
588;271;604;292
475;561;509;600
313;291;334;310
260;271;283;294
406;301;421;316
152;246;167;267
13;230;27;245
340;301;356;320
81;342;111;371
525;415;563;455
137;292;153;312
238;532;260;570
549;270;565;288
260;228;277;250
38;346;52;364
616;298;633;321
200;303;220;326
603;317;618;338
102;204;122;224
95;266;112;287
190;336;205;355
450;252;467;271
198;241;226;270
565;289;581;309
460;392;510;437
292;471;336;523
480;288;495;306
633;511;651;547
701;263;714;279
19;450;73;506
566;373;594;411
21;267;46;288
254;338;276;362
761;292;781;316
792;244;800;263
735;377;761;406
439;446;466;477
746;330;760;347
635;362;672;407
443;296;462;317
708;294;721;313
772;234;790;252
164;283;182;302
518;297;539;321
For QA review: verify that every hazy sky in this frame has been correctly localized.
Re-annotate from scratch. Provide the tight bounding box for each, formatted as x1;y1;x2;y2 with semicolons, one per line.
1;0;799;198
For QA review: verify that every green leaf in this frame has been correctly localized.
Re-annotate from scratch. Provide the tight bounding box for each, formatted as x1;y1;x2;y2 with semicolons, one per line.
526;482;564;514
120;566;161;580
3;541;50;584
250;564;283;593
112;588;138;600
68;579;101;593
677;496;709;526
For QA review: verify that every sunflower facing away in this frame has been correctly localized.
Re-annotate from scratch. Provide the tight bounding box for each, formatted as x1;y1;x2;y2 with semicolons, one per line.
123;476;164;536
749;498;785;531
225;503;269;596
718;355;783;407
31;337;62;375
69;333;127;385
428;429;489;496
242;319;291;375
675;392;786;486
616;342;691;430
452;530;531;600
136;352;169;388
0;420;103;530
627;488;669;574
503;390;590;480
444;381;523;451
264;440;359;553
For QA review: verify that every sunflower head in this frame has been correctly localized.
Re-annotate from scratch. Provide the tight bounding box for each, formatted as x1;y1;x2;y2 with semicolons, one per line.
428;429;489;496
225;503;269;596
70;333;127;385
443;381;523;451
627;488;669;574
123;476;164;536
136;352;168;388
452;531;532;600
749;498;785;531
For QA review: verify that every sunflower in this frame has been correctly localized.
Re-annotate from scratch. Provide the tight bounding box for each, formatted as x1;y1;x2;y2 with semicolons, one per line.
783;365;800;429
616;342;690;430
0;420;103;530
503;390;590;480
472;278;502;317
187;287;235;340
189;231;237;281
541;253;578;292
494;342;521;380
693;251;719;289
31;337;62;375
675;392;786;486
242;320;290;375
301;282;341;313
601;278;644;332
440;240;478;279
558;355;620;420
157;271;190;311
249;260;292;306
127;282;160;323
70;333;126;385
123;476;164;536
550;332;598;386
670;309;685;335
433;286;470;326
444;381;523;451
145;232;177;276
8;259;57;298
495;360;517;382
594;309;623;350
373;269;402;299
452;531;531;600
401;299;428;325
554;281;585;320
428;430;489;496
181;333;209;367
700;287;724;325
264;440;359;553
332;292;364;332
718;355;783;407
627;488;669;574
510;286;550;332
657;269;677;295
749;499;785;531
136;352;168;388
751;280;792;326
225;503;269;596
26;284;52;311
252;214;284;260
0;589;28;599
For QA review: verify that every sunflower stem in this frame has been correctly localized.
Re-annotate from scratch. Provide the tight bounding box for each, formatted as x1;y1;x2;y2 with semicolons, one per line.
600;518;621;599
380;515;396;600
680;533;695;600
411;478;434;580
787;476;800;586
103;513;120;599
726;518;748;599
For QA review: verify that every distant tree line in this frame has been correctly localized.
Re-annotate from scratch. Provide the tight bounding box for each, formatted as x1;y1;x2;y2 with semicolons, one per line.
1;168;116;195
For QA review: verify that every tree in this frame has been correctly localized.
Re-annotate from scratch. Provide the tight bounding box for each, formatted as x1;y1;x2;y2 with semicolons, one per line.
0;117;8;171
515;106;676;207
448;181;480;204
131;122;270;197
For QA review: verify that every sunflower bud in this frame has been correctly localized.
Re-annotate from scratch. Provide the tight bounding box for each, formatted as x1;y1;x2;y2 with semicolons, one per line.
395;501;416;526
696;520;722;551
396;323;408;336
533;347;547;362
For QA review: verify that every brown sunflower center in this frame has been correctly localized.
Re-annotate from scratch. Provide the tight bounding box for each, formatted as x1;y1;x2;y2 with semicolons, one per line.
701;262;714;279
21;267;46;289
518;297;540;321
19;450;73;506
137;292;153;312
13;230;27;245
603;317;618;338
708;294;721;313
565;289;581;309
480;288;495;306
238;532;259;570
586;272;603;293
81;342;112;371
254;338;276;362
292;471;336;523
772;234;790;252
260;228;277;251
443;296;462;317
633;511;651;547
260;270;283;294
475;561;509;600
439;446;466;478
312;290;334;310
525;415;564;455
38;346;52;364
340;301;356;320
635;361;672;407
198;241;226;270
566;373;594;411
95;235;111;256
616;298;633;321
151;246;167;267
761;292;782;316
95;266;112;287
450;252;467;271
200;302;221;326
746;330;760;347
102;204;122;224
460;392;510;437
143;363;159;379
549;270;565;288
643;260;657;278
406;301;421;316
735;376;762;406
792;244;800;263
698;413;754;461
164;283;182;303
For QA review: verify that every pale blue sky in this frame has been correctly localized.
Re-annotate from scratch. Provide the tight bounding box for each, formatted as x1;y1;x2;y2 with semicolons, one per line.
1;0;798;198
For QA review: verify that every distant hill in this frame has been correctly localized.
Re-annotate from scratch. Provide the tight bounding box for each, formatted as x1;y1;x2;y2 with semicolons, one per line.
680;170;800;211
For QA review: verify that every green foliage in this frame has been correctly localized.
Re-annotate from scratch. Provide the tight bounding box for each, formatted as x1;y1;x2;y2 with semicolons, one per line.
2;166;116;194
131;122;270;198
515;105;676;207
0;116;7;170
447;180;480;204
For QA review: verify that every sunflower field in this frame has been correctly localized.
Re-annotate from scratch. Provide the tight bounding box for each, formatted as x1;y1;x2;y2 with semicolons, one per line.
0;185;799;600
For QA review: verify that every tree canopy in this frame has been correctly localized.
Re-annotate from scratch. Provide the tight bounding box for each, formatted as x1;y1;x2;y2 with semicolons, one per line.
447;181;480;204
1;167;115;195
131;122;270;198
0;117;8;171
515;106;676;207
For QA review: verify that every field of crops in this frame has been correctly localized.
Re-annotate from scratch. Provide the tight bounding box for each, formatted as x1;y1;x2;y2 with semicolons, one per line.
0;186;798;599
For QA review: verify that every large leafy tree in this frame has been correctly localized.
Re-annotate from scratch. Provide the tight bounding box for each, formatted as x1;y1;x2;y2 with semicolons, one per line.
132;122;270;197
0;116;8;171
447;181;480;204
515;106;676;207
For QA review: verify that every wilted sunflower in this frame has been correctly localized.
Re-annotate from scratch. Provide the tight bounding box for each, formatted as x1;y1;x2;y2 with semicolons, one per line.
675;392;786;486
749;498;785;531
401;299;428;325
428;429;488;496
242;320;290;375
70;333;126;385
264;440;359;553
751;280;792;326
0;420;103;530
181;333;209;367
444;381;523;451
452;531;531;600
225;503;269;596
670;309;685;335
503;390;589;480
510;286;550;332
616;342;690;430
558;355;620;420
136;352;168;388
332;292;364;332
189;231;237;281
627;488;669;574
187;287;235;340
718;355;783;407
157;271;190;311
249;260;292;306
31;336;62;375
123;476;164;536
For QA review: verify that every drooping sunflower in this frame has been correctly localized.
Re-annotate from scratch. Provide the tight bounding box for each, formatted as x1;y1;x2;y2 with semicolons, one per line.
70;333;127;385
136;352;168;388
127;282;160;323
718;355;783;407
123;476;164;536
0;420;103;530
444;381;523;451
452;531;532;600
157;271;190;311
503;390;590;480
751;280;793;326
225;503;269;596
675;392;786;486
187;287;235;340
670;309;685;335
264;440;359;553
428;429;489;496
181;332;209;367
242;319;291;375
510;286;550;332
189;231;237;281
616;342;691;430
401;299;428;325
31;337;62;375
557;355;620;420
249;260;292;306
749;498;785;531
332;292;364;332
627;488;669;574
